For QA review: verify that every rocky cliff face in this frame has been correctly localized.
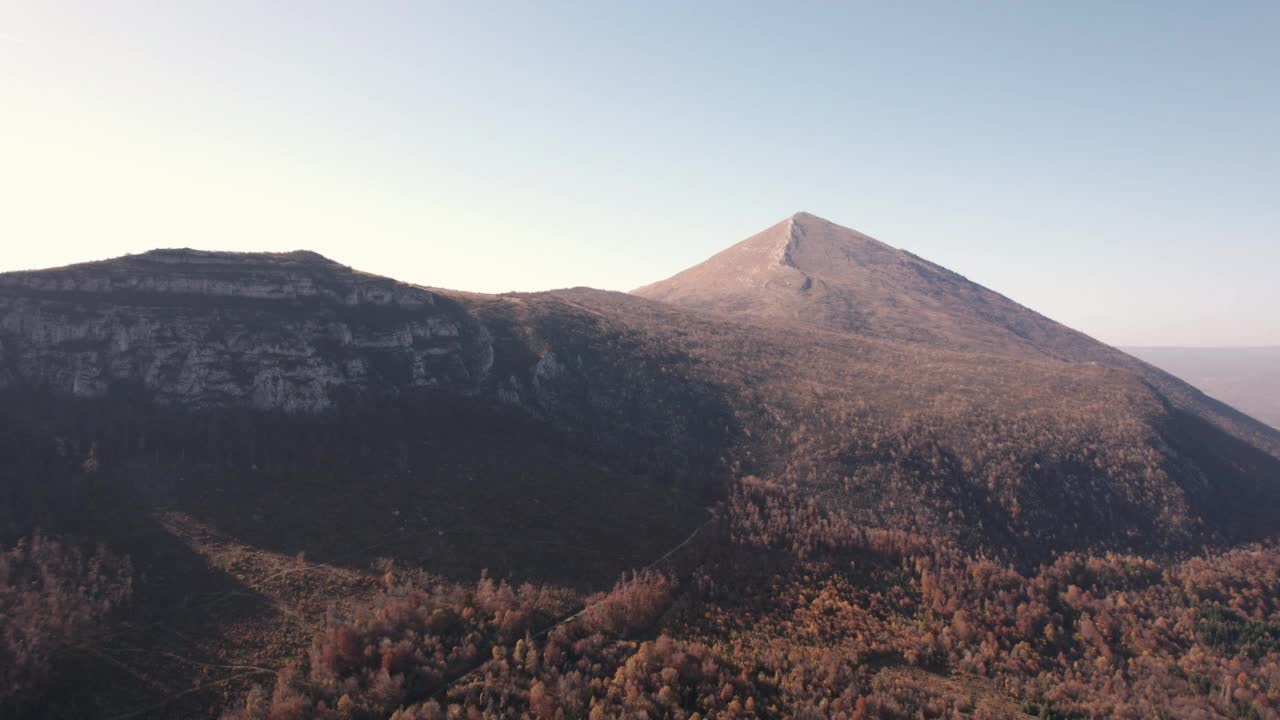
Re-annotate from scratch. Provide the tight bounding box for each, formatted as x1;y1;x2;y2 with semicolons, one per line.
0;250;737;481
0;250;494;413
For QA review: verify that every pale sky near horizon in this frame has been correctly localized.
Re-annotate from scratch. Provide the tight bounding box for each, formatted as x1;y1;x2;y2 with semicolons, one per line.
1;2;1277;346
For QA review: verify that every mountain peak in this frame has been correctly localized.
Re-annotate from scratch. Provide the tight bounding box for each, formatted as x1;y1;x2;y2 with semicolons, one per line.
633;212;915;329
633;213;1088;357
786;210;846;229
782;212;900;269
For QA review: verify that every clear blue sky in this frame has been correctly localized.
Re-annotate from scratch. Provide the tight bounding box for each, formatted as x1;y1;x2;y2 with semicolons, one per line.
2;2;1276;346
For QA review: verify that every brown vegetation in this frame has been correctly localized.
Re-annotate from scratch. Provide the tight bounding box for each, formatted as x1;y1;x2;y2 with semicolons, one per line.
220;569;682;720
209;478;1280;719
0;534;132;706
2;236;1279;718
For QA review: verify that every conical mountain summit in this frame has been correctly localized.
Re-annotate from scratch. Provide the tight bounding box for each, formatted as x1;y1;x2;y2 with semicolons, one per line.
634;212;1280;458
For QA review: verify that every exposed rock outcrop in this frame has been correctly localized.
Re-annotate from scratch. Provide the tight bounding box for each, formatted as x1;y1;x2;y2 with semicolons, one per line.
0;250;493;412
0;250;737;482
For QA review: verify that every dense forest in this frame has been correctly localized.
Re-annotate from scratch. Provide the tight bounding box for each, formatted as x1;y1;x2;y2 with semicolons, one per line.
9;456;1278;718
198;477;1280;719
19;473;1259;718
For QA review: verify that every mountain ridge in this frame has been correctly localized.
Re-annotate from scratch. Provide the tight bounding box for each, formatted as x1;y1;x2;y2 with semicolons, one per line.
6;241;1278;555
4;225;1280;718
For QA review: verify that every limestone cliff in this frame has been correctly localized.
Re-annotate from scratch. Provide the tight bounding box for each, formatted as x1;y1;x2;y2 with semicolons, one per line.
0;250;736;481
0;250;494;412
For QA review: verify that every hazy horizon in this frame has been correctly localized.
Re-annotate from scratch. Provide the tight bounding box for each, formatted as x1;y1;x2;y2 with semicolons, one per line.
3;2;1277;347
1126;344;1280;350
1125;345;1280;429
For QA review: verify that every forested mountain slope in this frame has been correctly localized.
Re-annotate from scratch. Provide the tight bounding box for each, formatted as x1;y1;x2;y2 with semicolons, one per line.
636;212;1280;459
2;233;1278;718
2;247;1275;562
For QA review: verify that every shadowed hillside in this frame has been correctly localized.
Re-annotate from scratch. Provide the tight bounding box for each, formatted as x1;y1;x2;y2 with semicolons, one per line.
534;287;1280;556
